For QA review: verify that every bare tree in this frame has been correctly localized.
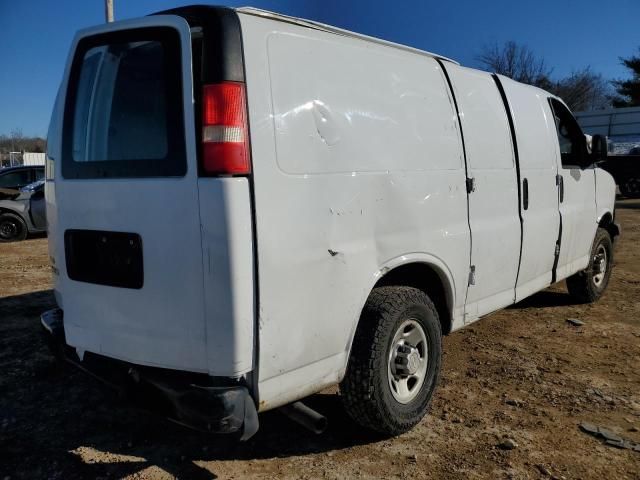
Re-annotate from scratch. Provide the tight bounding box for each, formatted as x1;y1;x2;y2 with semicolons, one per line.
550;68;611;111
9;128;24;152
477;41;553;87
477;41;611;111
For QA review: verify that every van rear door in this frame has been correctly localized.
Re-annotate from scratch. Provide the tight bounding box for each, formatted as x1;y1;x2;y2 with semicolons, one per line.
54;16;209;372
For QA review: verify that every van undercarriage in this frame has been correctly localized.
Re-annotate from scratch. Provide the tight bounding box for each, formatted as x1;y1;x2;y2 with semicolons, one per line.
41;309;259;440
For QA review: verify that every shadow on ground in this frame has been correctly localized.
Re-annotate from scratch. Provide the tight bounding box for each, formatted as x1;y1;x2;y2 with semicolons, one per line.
509;289;577;310
615;198;640;209
1;290;385;479
0;283;594;479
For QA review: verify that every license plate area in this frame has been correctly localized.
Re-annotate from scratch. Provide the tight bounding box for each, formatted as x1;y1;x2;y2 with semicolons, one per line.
65;229;144;289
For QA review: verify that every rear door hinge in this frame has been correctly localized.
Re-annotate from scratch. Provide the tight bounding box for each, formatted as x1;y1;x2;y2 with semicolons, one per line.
466;177;476;194
468;265;476;286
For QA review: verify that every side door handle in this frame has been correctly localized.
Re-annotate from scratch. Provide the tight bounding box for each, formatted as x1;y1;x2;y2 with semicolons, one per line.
556;174;564;203
523;178;529;210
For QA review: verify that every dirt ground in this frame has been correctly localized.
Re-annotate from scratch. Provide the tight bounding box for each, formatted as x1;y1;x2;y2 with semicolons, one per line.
1;201;639;480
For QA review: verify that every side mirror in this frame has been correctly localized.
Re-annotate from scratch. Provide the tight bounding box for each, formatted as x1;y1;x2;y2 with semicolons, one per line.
591;134;608;162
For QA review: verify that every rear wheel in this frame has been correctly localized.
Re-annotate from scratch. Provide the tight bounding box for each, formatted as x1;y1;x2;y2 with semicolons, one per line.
340;286;442;435
0;213;28;242
619;177;640;198
566;228;613;303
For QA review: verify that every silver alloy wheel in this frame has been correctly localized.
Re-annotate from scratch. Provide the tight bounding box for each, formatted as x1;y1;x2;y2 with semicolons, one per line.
592;244;607;287
388;319;428;404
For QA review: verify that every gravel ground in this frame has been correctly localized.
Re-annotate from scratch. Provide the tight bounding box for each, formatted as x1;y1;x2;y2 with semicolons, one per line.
1;201;639;479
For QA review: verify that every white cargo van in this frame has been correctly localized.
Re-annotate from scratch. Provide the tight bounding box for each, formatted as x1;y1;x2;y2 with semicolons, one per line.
42;6;619;439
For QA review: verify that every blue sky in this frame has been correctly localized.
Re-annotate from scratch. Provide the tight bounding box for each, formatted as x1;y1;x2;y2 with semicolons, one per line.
0;0;638;137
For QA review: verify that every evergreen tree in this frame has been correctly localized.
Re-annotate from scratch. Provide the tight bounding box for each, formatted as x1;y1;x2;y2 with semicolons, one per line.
612;49;640;107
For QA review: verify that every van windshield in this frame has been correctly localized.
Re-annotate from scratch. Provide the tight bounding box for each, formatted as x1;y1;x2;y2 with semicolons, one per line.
62;27;186;178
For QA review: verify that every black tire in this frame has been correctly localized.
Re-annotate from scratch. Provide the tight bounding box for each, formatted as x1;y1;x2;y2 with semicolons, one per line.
340;286;442;435
0;212;28;242
566;228;613;303
619;177;640;198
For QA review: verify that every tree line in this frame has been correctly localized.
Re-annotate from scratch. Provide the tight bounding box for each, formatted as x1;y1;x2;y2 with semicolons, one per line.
477;41;640;111
0;128;46;155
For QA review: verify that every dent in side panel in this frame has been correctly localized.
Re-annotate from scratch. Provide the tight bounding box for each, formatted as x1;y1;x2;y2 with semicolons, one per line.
267;32;463;174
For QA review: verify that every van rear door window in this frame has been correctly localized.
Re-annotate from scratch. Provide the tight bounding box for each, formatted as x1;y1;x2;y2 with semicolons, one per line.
62;27;186;178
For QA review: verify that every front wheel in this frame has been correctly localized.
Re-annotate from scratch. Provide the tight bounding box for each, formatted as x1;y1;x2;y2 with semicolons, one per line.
340;286;442;435
0;212;28;242
566;228;613;303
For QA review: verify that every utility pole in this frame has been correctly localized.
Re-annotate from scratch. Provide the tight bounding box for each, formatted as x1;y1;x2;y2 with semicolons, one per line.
105;0;114;23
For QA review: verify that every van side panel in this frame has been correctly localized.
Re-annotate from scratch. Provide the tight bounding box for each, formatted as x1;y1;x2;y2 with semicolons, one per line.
445;65;520;320
499;76;560;302
240;14;470;410
595;168;616;225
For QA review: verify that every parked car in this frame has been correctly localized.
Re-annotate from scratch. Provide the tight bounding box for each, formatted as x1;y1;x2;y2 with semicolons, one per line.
41;6;619;440
0;180;47;242
0;165;45;192
598;153;640;198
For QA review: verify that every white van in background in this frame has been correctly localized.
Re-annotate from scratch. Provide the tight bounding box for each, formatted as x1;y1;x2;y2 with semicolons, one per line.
42;6;619;439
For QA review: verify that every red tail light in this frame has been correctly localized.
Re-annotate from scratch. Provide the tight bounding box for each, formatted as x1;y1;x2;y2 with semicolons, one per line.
201;82;251;175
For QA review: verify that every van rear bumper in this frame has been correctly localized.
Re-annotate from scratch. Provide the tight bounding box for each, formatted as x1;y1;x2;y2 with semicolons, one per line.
40;309;259;440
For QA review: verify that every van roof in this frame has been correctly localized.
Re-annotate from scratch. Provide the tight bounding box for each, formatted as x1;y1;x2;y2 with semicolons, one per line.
236;7;459;65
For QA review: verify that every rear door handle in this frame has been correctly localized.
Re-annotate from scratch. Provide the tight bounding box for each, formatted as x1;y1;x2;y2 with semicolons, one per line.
523;178;529;210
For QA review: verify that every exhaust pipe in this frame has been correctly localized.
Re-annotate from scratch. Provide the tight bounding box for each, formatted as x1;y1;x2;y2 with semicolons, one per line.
279;401;327;434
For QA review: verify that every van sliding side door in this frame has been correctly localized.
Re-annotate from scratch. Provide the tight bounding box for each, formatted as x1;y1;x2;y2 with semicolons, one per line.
495;76;561;301
441;64;521;321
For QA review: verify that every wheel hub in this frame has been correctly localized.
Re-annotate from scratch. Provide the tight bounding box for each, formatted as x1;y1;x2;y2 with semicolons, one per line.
0;221;17;238
592;245;607;287
388;319;429;404
594;255;606;274
395;345;421;375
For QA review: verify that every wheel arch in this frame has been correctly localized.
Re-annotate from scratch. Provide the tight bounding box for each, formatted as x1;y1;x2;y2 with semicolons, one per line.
373;262;454;336
597;210;620;240
340;254;455;385
0;206;26;222
345;255;456;361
